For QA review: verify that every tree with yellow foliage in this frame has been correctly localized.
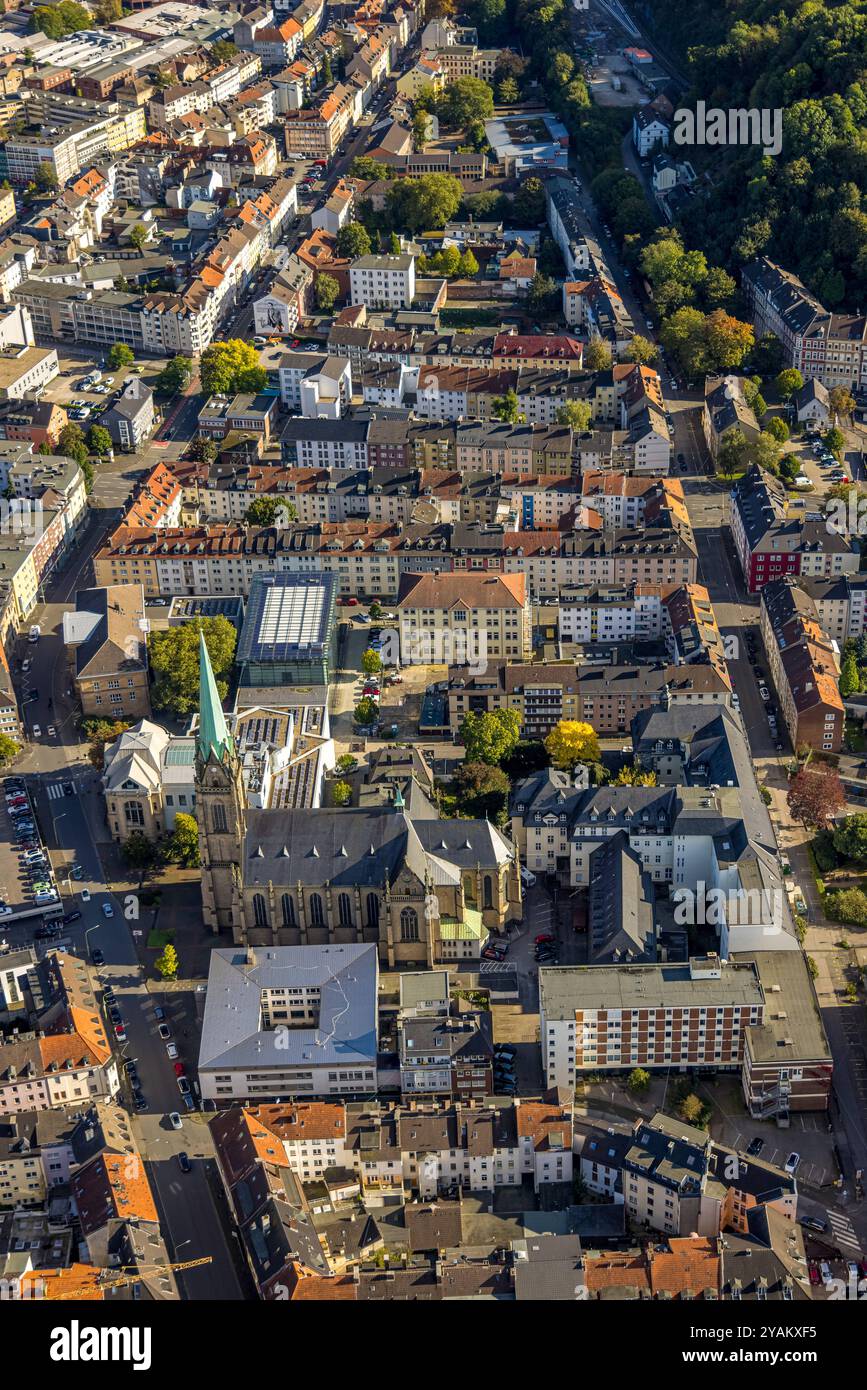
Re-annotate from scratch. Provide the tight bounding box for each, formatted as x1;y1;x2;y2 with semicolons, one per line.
544;720;600;771
612;763;657;786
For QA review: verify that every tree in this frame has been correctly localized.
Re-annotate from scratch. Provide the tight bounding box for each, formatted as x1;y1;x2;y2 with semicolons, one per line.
621;334;658;365
527;272;558;314
336;753;357;775
385;172;462;233
613;763;657;786
388;232;401;255
57;422;88;467
165;812;200;868
87;424;112;457
121;832;157;876
85;719;131;770
148;616;237;718
155;355;192;395
32;2;91;40
354;697;379;726
457;249;479;278
0;731;19;765
766;416;790;442
200;339;268;395
350;156;392;181
369;602;383;620
544;721;601;770
361;648;383;676
331;779;352;807
33;161;59;194
833;814;867;863
210;39;238;63
491;389;521;423
501;740;550;779
513;176;546;225
826;888;867;928
824;427;846;460
678;1093;705;1126
412;107;431;150
245;496;295;526
154;943;179;980
128;223;149;251
460;708;521;765
314;273;340;312
585;339;613;371
336;221;372;258
189;436;218;464
716;428;748;479
627;1067;650;1094
437;76;494;129
555;400;592;431
452;761;510;824
498;75;519;103
91;0;122;20
108;343;134;371
830;386;856;421
840;648;861;698
787;765;845;827
775;368;804;401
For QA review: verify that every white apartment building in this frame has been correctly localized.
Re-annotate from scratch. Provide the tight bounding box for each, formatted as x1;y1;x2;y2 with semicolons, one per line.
349;254;416;310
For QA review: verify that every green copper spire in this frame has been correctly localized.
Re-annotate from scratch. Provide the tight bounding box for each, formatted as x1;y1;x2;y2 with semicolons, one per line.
198;630;232;762
393;784;405;811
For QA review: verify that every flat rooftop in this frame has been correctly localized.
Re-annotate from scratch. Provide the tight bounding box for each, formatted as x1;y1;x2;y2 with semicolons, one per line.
540;960;764;1019
237;572;335;664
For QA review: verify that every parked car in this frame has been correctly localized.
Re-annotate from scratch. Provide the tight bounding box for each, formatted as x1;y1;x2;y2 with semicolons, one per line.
784;1152;801;1174
169;1112;182;1130
746;1137;764;1156
177;1076;190;1095
177;1151;192;1173
63;910;82;924
90;947;104;965
173;1062;185;1076
166;1042;179;1059
158;1023;171;1040
535;932;555;945
102;901;114;917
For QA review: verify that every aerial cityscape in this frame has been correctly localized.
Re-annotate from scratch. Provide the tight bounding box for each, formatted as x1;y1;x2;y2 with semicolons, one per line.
0;0;863;1339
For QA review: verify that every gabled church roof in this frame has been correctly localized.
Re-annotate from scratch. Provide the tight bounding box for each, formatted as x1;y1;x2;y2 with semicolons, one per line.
198;630;233;763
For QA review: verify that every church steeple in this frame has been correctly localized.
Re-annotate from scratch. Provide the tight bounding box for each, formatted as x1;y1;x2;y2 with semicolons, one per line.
198;631;232;763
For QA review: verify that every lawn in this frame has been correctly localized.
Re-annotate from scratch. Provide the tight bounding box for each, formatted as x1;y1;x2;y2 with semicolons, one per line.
440;307;502;328
147;926;175;949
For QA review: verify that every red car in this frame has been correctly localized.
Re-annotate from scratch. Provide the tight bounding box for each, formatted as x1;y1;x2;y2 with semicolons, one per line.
173;1062;185;1077
341;596;358;606
808;1264;821;1286
535;932;555;945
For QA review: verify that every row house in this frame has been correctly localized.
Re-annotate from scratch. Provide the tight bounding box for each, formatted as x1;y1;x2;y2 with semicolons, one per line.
731;464;860;593
760;578;844;754
283;81;356;157
92;523;321;598
742;256;867;391
252;254;312;335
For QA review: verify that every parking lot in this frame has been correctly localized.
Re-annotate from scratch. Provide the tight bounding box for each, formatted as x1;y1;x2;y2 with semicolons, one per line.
0;774;63;921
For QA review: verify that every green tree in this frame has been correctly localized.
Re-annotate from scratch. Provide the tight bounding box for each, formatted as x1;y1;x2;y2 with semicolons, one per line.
840;648;861;698
585;339;613;371
775;368;804;401
388;232;401;255
108;343;134;371
827;888;867;928
85;718;131;770
331;779;352;807
314;273;340;312
513;176;546;225
555;400;592;431
717;427;748;479
437;76;494;129
678;1093;706;1126
350;156;392;181
491;389;521;423
121;832;157;876
245;496;295;526
501;740;550;779
361;648;383;675
87;424;112;457
336;753;357;775
766;416;790;442
166;812;200;867
211;39;238;63
336;221;372;258
148;616;237;717
128;223;149;251
833;814;867;863
497;75;519;103
544;720;601;770
412;107;431;150
460;708;521;765
627;1067;651;1094
824;427;846;460
0;731;20;765
31;2;91;40
452;761;510;825
457;249;479;278
385;172;462;233
154;942;179;980
354;697;379;726
155;355;192;395
621;334;658;365
189;436;218;463
527;272;558;314
200;338;268;395
33;161;59;193
830;386;856;421
57;422;88;466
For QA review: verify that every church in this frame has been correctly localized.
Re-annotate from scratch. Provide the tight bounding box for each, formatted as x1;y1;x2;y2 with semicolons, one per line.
195;636;522;966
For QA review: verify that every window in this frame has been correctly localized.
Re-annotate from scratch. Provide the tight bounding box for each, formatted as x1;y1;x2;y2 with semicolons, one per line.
252;893;268;929
212;802;228;833
483;874;493;910
309;892;325;927
400;907;419;941
338;892;353;928
281;893;296;929
366;893;380;929
123;801;144;827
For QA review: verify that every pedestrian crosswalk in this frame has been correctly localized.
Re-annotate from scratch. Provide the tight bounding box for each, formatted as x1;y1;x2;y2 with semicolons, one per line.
46;782;69;800
826;1207;860;1252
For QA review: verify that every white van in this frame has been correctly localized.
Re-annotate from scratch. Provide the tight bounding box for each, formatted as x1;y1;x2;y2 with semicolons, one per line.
28;624;40;643
520;866;537;888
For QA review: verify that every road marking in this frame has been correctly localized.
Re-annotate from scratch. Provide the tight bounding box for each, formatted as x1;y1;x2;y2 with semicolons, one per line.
826;1208;861;1251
